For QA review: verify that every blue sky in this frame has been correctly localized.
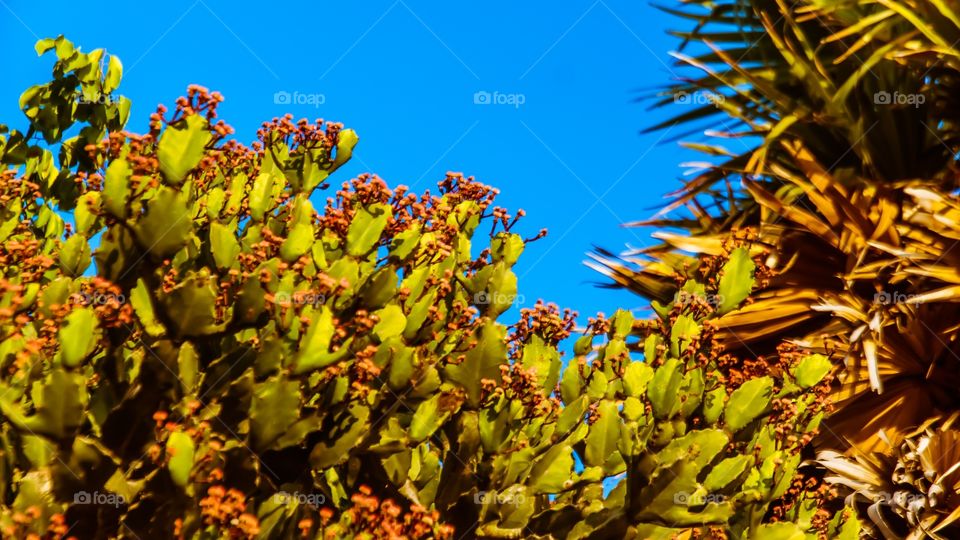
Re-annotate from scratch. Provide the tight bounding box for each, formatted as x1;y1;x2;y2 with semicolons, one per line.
1;0;702;327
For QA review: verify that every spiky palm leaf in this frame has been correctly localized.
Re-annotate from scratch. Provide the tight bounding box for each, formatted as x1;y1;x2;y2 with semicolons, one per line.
595;0;960;452
819;413;960;539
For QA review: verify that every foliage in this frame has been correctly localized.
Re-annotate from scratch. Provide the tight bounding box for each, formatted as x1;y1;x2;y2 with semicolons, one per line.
591;0;960;536
819;413;960;539
0;36;859;539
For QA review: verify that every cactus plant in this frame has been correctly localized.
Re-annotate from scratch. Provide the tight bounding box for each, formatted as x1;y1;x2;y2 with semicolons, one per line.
0;36;858;539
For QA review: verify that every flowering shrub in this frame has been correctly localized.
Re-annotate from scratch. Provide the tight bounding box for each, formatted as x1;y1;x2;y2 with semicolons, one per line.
0;37;857;539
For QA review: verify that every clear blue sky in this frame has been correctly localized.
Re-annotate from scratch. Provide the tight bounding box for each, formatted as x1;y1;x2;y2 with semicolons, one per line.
1;0;701;327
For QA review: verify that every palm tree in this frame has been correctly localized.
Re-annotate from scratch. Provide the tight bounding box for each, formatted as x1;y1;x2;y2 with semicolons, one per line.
592;0;960;460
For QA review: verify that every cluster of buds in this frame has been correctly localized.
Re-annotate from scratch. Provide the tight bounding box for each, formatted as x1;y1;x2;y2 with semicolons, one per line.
318;174;392;239
509;301;577;351
69;276;135;329
0;507;69;539
332;485;454;539
1;235;53;285
256;113;340;155
496;363;552;413
198;485;260;539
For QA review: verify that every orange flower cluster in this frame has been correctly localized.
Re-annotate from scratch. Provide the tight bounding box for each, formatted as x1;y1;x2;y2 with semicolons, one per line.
198;485;260;539
320;486;454;540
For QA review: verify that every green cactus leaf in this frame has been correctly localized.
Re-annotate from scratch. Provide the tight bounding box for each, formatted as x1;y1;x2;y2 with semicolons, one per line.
558;395;589;434
772;453;802;499
409;394;442;443
209;221;240;269
410;364;441;400
560;361;583;404
529;444;573;493
300;150;331;194
0;201;19;243
161;273;220;336
403;291;435;339
135;186;192;258
294;306;346;373
60;234;91;277
658;429;728;470
717;247;755;314
59;307;98;367
647;358;683;419
104;55;122;94
623;397;645;422
361;267;398;310
102;154;131;218
224;172;247;216
611;309;634;338
585;400;620;467
703;455;752;492
444;322;505;407
643;334;660;363
483;263;518;316
832;511;862;540
347;202;391;256
703;386;726;424
794;354;831;388
373;304;406;341
490;233;524;265
386;342;415;391
623;361;654;397
251;376;301;451
332;128;358;170
634;459;734;526
586;371;608;401
279;222;314;262
751;522;805;540
235;276;266;325
573;335;594;356
310;404;370;469
177;342;200;394
479;398;510;453
205;186;226;219
389;224;421;260
130;278;165;336
21;369;86;439
670;314;700;357
678;367;704;417
725;376;774;431
166;430;195;487
249;172;277;222
409;391;461;443
521;334;561;393
157;113;211;185
74;191;100;234
37;278;70;317
497;485;535;529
